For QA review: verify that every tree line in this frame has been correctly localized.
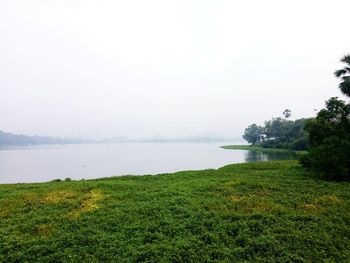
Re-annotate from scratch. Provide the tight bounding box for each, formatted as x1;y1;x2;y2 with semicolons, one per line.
243;117;309;151
0;130;89;145
243;54;350;180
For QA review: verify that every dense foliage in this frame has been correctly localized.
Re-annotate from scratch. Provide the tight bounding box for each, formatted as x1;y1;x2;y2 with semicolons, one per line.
300;55;350;180
242;124;263;145
301;97;350;180
243;55;350;180
243;118;309;150
0;161;349;262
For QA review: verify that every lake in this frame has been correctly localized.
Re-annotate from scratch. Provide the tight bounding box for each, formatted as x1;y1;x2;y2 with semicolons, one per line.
0;143;296;184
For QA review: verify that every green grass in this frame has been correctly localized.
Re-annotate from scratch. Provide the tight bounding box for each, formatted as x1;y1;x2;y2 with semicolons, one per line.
0;161;349;262
221;145;307;155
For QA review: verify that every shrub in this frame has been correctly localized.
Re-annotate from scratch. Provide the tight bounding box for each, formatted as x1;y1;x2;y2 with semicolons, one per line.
305;137;350;180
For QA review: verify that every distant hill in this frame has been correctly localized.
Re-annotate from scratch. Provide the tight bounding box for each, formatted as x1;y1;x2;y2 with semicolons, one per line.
0;130;241;145
101;136;240;143
0;131;90;146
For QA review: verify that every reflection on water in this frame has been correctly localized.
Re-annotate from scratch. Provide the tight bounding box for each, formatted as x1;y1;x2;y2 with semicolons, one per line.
245;150;297;162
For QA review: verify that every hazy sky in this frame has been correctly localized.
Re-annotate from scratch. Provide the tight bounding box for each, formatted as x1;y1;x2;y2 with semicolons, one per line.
1;0;349;139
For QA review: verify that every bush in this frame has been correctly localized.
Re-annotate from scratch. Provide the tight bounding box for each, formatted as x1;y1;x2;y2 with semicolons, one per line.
291;137;308;151
306;137;350;180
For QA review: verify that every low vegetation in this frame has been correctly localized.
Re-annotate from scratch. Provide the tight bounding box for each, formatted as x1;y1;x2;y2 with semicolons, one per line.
220;145;306;155
1;161;349;262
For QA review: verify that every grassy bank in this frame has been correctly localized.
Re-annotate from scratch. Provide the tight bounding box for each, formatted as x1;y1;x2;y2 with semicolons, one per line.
221;145;307;155
0;161;349;262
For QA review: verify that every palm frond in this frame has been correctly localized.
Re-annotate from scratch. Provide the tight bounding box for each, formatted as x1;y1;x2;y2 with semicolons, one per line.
339;78;350;97
334;69;347;77
340;54;350;65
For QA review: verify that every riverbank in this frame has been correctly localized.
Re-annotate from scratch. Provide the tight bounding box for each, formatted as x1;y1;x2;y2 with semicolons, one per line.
0;161;349;261
221;144;307;155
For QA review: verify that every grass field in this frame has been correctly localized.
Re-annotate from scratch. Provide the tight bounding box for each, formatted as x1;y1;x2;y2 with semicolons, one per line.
0;161;349;262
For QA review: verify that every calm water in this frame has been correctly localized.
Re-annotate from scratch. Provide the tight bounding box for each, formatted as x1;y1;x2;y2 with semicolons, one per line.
0;143;296;184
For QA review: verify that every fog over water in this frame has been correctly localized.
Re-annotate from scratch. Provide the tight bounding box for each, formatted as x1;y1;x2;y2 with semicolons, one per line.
1;0;350;140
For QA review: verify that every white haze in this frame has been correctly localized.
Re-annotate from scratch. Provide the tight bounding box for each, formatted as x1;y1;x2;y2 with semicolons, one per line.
1;0;349;139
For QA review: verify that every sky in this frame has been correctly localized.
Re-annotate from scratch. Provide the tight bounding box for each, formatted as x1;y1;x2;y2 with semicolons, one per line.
1;0;350;139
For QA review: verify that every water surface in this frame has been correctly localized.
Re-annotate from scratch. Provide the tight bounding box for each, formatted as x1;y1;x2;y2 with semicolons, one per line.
0;143;296;184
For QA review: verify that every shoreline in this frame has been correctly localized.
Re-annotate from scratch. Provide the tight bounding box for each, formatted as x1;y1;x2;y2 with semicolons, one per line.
220;144;307;155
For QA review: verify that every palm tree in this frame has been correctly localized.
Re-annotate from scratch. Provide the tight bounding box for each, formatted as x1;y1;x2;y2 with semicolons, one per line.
282;109;291;119
334;54;350;97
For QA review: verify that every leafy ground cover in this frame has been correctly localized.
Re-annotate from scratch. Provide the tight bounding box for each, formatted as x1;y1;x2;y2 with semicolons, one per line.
0;161;349;262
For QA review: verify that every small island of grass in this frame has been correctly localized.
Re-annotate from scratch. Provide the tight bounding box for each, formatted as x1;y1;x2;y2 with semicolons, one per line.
221;145;307;155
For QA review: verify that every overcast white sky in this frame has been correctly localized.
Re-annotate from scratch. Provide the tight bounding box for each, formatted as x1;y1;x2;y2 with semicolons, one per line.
1;0;349;139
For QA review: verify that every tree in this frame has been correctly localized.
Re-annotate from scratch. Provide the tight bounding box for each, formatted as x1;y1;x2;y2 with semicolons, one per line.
242;124;263;145
264;118;292;147
301;55;350;180
301;97;350;180
334;54;350;97
283;109;291;119
242;117;309;150
306;97;350;147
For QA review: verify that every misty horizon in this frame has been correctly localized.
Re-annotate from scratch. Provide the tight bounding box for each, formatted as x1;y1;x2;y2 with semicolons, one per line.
0;129;243;143
1;0;350;139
